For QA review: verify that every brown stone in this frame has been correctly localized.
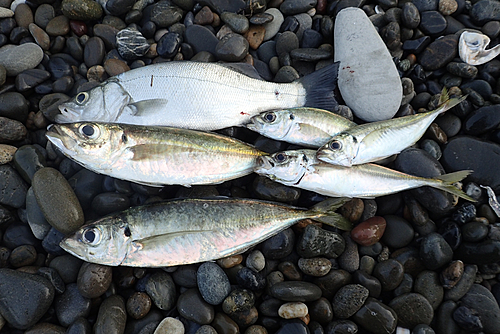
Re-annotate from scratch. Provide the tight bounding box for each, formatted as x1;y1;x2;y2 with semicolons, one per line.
104;59;130;77
194;6;213;25
351;216;387;246
245;25;266;50
46;15;70;36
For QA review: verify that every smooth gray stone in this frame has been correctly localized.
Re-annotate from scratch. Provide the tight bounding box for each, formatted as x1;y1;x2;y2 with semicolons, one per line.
262;8;283;41
334;7;402;122
0;43;43;76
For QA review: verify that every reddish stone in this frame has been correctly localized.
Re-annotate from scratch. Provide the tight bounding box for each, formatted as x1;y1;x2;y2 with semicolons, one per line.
69;20;87;37
316;0;327;14
351;216;386;246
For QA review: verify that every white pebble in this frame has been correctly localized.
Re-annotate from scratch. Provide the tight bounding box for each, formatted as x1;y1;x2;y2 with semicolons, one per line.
0;7;14;18
154;317;184;334
278;302;308;319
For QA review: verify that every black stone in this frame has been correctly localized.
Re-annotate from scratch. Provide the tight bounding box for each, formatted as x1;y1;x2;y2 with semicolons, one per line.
419;11;446;35
184;24;218;55
106;0;136;15
15;69;51;92
352;297;397;334
455;240;500;265
157;32;182;58
402;2;420;29
301;29;323;48
0;165;29;209
0;92;29;122
13;145;47;184
270;281;322;302
471;0;500;25
55;283;91;327
235;267;266;290
419;34;458;71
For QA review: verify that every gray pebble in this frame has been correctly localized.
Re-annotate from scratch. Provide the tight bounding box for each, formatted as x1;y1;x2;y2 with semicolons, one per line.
177;288;215;325
0;164;28;208
55;283;91;327
389;293;434;328
49;254;83;283
246;250;265;272
197;262;231;305
296;224;345;258
94;295;126;334
338;232;359;273
146;272;177;311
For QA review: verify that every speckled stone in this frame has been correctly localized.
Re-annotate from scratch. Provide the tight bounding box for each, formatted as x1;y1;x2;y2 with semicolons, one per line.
77;262;112;299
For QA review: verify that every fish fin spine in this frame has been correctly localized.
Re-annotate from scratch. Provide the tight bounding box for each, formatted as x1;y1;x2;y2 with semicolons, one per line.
433;170;477;202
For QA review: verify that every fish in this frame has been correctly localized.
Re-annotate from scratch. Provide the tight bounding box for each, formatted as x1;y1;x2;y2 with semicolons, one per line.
245;107;356;148
60;197;351;267
316;88;466;167
55;61;340;131
254;149;476;201
46;122;266;187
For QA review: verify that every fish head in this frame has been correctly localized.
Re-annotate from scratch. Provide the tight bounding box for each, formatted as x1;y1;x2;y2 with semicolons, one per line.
46;122;126;170
246;110;295;140
316;133;357;167
254;149;315;184
55;81;130;123
60;217;131;266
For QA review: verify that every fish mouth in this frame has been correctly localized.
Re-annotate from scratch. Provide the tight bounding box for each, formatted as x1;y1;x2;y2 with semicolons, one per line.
254;156;274;174
59;236;86;260
45;124;79;155
55;104;81;123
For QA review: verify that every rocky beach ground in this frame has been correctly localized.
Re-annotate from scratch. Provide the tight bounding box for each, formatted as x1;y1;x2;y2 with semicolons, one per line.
1;0;500;333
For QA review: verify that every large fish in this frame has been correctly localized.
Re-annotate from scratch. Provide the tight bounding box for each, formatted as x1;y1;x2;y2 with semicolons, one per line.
60;197;351;267
46;122;265;186
246;107;356;148
255;149;475;201
55;61;340;131
316;89;466;167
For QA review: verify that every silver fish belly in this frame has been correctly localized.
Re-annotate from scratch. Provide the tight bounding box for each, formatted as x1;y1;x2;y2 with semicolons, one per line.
56;61;340;131
46;122;266;187
59;198;350;267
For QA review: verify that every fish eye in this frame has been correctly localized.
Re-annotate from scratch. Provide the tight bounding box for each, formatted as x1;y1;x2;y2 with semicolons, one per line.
273;152;288;163
329;140;342;151
263;112;276;123
79;124;100;140
82;227;101;245
75;92;89;104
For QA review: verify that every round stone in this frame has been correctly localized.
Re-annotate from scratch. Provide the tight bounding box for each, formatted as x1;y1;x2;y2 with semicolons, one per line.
127;292;152;319
332;284;369;318
372;259;404;291
77;262;112;299
381;215;414;248
154;317;185;334
116;27;150;60
45;15;70;36
197;262;231;305
0;43;44;76
61;0;103;20
352;297;397;334
389;293;434;328
297;257;332;277
351;216;386;247
94;295;126;334
278;302;308;319
55;283;91;327
177;288;214;325
419;232;453;270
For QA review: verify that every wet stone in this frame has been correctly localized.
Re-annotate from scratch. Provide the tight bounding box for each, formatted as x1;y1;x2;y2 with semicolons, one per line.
146;272;176;311
414;270;443;310
420;232;453;270
215;33;249;62
9;244;36;267
325;320;358;334
351;216;386;247
222;289;255;315
441;260;464;289
197;262;231;305
236;267;266;290
455;239;500;265
419;11;446;36
15;68;50;92
462;221;488;242
278;261;302;280
332;284;369;319
0;268;54;329
127;292;151;319
352;297;397;334
106;0;136;16
0;164;28;208
42;227;66;255
68;169;103;210
157;32;181;59
13;145;46;184
352;270;381;298
177;288;215;325
453;305;483;332
49;254;83;284
464;104;500;136
389;293;434;328
270;281;322;302
0;92;29;122
460;284;500;334
278;302;308;319
94;295;126;334
84;36;105;67
55;283;91;327
91;192;130;216
372;259;404;291
297;257;331;277
338;233;359;273
381;215;414;248
172;265;197;288
93;24;118;50
77;262;112;299
307;297;333;324
296;224;345;258
471;0;500;25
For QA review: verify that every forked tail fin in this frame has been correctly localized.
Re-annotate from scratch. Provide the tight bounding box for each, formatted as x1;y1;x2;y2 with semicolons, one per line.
309;197;352;231
300;62;340;112
436;87;468;115
432;170;476;202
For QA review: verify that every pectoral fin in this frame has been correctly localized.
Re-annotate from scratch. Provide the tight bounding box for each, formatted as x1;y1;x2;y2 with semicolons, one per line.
130;99;169;116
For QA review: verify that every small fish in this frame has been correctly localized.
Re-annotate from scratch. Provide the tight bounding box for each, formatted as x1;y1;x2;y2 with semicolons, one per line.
255;149;476;201
316;88;466;167
55;61;340;131
46;122;265;187
246;107;356;148
60;197;351;267
459;31;500;66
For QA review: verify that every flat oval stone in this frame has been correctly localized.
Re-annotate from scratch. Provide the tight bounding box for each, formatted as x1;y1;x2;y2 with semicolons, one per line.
0;43;43;76
278;302;308;319
177;288;214;325
419;34;458;71
154;317;184;334
0;164;28;208
0;268;54;330
262;8;284;41
55;283;91;327
127;292;151;319
334;7;402;122
270;281;322;302
297;257;332;277
45;15;69;36
61;0;103;20
455;240;500;265
77;262;112;299
352;297;397;334
260;228;295;260
84;36;105;67
381;215;414;248
471;0;500;25
464;105;500;135
91;192;130;216
197;262;231;305
215;33;249;62
184;24;218;55
351;216;386;246
419;10;446;35
145;272;176;311
32;167;84;234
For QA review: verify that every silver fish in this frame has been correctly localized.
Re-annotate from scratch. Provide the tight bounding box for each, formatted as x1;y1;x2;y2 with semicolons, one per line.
255;149;475;201
46;122;265;187
55;61;340;131
60;197;351;267
246;107;356;148
459;31;500;66
316;89;465;167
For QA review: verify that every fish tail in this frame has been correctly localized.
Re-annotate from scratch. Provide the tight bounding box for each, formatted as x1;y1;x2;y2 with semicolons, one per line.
431;170;477;202
436;87;467;114
309;197;352;230
300;62;340;112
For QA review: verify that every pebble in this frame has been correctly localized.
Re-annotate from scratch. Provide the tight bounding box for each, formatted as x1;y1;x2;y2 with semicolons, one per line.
338;233;359;272
0;144;16;164
54;283;91;327
77;262;112;298
444;264;477;301
244;25;265;50
471;0;500;25
262;8;284;41
381;215;414;248
236;266;266;290
0;7;14;18
313;269;352;299
157;32;181;59
32;167;84;234
13;145;46;183
419;34;458;71
145;272;176;311
351;216;386;246
372;259;404;291
246;250;265;272
464;104;500;135
84;36;105;67
91;192;130;215
9;244;36;267
440;260;464;289
334;7;402;122
49;254;83;283
260;228;295;260
297;257;332;277
126;291;151;319
455;239;500;265
460;284;500;334
389;293;434;328
278;302;308;319
197;262;231;305
0;43;44;76
352;297;397;334
154;317;185;334
61;0;103;20
270;281;322;302
177;288;215;325
325;320;358;333
402;2;420;28
0;269;54;329
94;295;127;334
332;284;369;318
184;24;218;55
116;28;150;60
296;224;345;258
220;12;249;34
0;164;28;208
414;271;443;310
215;33;249;61
222;289;255;315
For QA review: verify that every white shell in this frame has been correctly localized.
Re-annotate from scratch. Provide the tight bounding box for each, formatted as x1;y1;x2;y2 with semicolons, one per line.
459;31;500;66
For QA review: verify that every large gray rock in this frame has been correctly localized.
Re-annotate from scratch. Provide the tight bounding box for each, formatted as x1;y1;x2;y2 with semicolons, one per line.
0;43;44;76
334;7;402;122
